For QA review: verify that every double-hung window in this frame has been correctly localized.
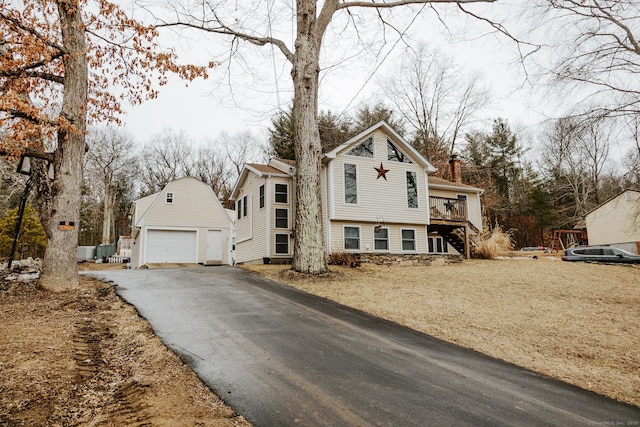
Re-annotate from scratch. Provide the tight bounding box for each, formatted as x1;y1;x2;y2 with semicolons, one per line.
344;226;360;250
275;234;289;254
374;227;389;251
401;229;416;251
275;184;288;204
344;164;357;204
275;208;288;229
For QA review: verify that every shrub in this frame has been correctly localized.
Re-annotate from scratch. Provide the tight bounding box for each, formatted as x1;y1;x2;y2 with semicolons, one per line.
327;252;361;268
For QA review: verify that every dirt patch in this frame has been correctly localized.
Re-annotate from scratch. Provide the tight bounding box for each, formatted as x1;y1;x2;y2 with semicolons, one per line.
244;256;640;408
0;272;250;426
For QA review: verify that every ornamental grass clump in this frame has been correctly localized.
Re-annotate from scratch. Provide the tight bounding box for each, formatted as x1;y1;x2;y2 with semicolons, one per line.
472;224;515;259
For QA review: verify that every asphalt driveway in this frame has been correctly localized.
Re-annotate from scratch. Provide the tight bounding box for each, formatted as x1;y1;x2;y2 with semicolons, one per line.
89;266;640;426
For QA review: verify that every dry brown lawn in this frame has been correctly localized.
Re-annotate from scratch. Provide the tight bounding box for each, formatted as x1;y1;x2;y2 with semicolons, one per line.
244;254;640;408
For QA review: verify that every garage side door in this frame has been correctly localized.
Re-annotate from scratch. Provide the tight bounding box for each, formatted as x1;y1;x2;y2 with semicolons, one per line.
146;230;197;263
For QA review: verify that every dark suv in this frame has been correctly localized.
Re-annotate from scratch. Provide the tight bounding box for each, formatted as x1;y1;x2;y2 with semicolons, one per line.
562;246;640;263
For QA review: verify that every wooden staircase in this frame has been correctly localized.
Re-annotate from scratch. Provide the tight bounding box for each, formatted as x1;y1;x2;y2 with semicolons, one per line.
432;221;480;259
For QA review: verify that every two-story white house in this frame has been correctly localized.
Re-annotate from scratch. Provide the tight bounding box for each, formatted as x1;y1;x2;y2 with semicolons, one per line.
231;121;483;264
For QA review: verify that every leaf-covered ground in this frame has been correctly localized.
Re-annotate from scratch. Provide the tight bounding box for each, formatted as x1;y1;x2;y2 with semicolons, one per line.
0;269;250;426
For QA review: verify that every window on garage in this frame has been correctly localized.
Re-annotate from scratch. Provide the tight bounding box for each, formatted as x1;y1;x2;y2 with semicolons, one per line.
166;192;174;204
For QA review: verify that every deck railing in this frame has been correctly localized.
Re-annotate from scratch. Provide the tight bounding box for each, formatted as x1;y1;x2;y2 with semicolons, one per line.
429;196;467;222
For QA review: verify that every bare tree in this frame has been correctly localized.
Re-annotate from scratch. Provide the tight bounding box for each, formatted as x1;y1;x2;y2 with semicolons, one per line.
538;115;612;224
160;0;499;274
193;145;234;207
85;127;137;245
138;130;196;195
538;0;640;118
382;44;489;171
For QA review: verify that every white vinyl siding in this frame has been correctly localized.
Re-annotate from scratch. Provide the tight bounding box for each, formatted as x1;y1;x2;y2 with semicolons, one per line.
133;178;232;267
329;221;427;254
234;173;268;264
586;190;640;247
332;129;428;224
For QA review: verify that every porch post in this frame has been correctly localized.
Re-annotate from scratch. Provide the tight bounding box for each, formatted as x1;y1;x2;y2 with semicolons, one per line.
464;224;471;259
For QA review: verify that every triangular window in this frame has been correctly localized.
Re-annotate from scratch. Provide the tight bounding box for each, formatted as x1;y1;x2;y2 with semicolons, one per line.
346;137;374;158
387;139;412;163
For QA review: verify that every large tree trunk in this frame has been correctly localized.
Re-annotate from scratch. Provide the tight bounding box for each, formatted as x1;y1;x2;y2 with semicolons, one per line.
102;180;114;244
39;0;88;291
290;0;328;274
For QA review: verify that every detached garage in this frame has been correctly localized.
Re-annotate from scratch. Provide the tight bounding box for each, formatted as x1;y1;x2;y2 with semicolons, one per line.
130;178;234;268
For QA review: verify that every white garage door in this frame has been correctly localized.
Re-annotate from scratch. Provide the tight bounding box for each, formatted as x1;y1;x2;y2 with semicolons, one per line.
146;230;197;263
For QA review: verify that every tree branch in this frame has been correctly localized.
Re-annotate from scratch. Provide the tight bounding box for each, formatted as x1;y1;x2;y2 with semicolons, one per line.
337;0;495;9
157;21;294;64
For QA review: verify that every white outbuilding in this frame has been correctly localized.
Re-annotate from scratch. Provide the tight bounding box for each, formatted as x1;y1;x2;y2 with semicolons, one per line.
130;177;233;267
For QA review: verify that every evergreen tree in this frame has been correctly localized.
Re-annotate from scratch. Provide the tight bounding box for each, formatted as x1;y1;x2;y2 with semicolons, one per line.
0;204;47;260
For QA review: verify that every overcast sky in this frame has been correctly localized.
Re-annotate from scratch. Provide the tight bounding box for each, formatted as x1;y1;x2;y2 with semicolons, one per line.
122;1;555;146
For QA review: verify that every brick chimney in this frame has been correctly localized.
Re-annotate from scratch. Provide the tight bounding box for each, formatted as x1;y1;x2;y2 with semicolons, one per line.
449;154;462;183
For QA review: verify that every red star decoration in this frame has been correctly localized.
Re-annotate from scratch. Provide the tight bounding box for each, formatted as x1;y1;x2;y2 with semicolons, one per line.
374;162;389;180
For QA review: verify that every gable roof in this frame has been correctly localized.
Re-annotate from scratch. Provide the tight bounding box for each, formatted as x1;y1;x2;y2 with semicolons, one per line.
584;188;640;217
231;158;294;200
133;177;229;226
428;176;484;194
323;121;437;173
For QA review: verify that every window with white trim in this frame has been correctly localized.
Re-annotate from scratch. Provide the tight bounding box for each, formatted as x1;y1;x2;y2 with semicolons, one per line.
344;226;360;250
275;208;288;229
236;198;242;219
373;227;389;251
344;163;357;204
275;234;289;254
387;140;412;163
275;183;288;203
401;229;416;251
259;185;265;209
243;195;248;217
165;192;174;204
406;171;418;208
428;236;449;253
346;137;374;158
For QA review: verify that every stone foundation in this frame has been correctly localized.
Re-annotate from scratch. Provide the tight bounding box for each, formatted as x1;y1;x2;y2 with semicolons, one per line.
359;253;463;266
